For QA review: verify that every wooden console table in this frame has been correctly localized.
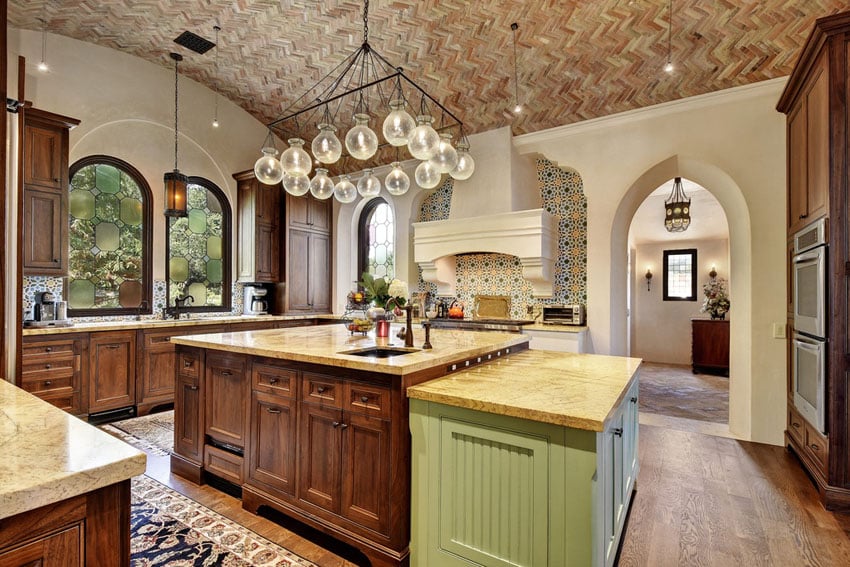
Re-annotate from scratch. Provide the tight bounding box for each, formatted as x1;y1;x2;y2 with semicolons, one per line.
691;319;729;376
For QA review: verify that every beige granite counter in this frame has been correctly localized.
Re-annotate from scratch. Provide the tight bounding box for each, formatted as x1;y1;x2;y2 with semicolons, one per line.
406;350;641;431
522;322;588;333
0;379;147;519
171;323;528;376
22;313;333;336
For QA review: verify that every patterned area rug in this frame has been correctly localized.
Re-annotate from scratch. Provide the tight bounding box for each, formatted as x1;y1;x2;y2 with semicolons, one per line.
103;410;175;457
639;362;729;423
132;475;317;566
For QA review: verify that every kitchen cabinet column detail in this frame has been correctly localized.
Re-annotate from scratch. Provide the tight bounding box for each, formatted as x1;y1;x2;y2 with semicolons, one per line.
234;170;281;283
88;330;136;414
284;193;331;314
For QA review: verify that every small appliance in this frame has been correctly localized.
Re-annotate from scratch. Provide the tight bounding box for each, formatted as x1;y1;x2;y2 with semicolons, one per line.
243;285;269;315
34;291;57;321
542;304;585;326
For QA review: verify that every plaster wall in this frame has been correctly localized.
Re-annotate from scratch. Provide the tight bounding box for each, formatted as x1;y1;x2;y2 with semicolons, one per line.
633;238;730;365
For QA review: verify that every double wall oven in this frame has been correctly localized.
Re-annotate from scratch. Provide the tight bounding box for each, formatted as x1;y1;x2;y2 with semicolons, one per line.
792;218;827;434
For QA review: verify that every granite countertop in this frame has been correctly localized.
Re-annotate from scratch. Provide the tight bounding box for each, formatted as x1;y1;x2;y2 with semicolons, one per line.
522;323;589;333
22;313;335;336
0;379;147;519
406;350;641;431
170;324;528;376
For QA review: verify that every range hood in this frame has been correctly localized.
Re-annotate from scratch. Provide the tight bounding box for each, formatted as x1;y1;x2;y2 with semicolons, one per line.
412;127;557;297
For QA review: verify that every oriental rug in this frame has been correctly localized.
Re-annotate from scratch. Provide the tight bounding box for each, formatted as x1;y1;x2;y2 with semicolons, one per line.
131;475;317;566
103;410;175;456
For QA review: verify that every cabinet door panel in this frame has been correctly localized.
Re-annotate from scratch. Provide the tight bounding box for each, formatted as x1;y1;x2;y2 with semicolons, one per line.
89;331;135;412
250;391;297;495
340;411;391;534
309;197;331;232
141;348;176;405
805;55;829;223
23;188;64;273
287;229;311;311
298;403;342;512
0;524;82;567
23;124;63;189
205;354;248;448
175;375;203;462
287;194;310;229
255;222;279;282
788;101;807;230
308;233;331;312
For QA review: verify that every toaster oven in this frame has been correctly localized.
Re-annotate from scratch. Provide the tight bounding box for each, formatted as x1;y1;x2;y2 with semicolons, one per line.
542;305;585;326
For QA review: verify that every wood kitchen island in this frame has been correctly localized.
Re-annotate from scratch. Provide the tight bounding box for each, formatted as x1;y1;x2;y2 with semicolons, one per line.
169;324;529;567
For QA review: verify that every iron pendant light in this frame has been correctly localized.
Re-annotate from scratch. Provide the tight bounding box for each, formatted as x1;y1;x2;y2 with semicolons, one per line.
664;176;690;232
164;52;188;217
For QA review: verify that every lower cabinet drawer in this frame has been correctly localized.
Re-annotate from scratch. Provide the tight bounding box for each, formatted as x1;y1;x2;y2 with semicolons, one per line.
21;357;76;381
787;406;805;446
805;424;828;471
346;383;390;418
20;375;75;394
36;390;82;414
204;444;244;485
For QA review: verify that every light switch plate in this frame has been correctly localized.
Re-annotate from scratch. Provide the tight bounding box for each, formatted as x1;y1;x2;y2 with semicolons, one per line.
772;323;786;339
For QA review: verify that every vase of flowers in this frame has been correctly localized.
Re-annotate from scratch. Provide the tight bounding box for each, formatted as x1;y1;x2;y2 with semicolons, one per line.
358;272;408;318
701;277;730;320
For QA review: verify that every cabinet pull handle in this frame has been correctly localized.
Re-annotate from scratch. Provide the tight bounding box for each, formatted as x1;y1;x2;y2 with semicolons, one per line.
45;364;52;369
189;385;199;391
360;395;369;403
107;345;120;349
811;443;820;451
339;423;349;429
332;421;340;428
221;370;232;376
53;177;60;182
44;380;52;386
613;427;623;437
792;421;801;429
317;386;326;393
630;396;637;403
184;359;193;367
45;347;52;353
267;407;281;414
799;214;808;220
269;377;279;384
53;258;59;263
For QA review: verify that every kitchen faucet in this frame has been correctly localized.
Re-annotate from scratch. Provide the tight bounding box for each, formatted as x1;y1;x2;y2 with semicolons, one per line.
165;294;195;320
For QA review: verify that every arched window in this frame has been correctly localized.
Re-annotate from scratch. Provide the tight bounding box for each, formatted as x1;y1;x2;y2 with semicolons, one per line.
166;176;232;312
68;156;152;316
358;197;395;279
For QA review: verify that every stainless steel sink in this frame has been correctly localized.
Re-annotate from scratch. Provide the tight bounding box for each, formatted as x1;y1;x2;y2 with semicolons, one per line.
339;346;421;358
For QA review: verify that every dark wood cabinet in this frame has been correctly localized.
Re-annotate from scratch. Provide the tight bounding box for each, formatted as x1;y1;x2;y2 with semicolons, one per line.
234;170;281;283
284;194;331;314
136;329;178;415
21;108;79;276
298;401;343;511
20;335;85;415
777;11;850;509
340;410;391;534
287;192;331;232
88;330;136;413
204;352;249;449
691;319;729;376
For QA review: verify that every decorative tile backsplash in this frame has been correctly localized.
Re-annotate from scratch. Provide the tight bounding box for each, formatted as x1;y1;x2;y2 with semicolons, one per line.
416;159;588;319
23;276;246;322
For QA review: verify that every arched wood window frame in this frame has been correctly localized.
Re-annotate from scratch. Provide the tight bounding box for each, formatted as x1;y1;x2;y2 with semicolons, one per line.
165;175;233;314
67;155;153;317
357;197;395;279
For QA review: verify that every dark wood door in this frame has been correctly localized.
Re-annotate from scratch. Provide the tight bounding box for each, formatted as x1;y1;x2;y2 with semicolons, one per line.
298;402;342;513
175;373;202;462
691;320;730;376
340;411;391;535
204;352;248;448
89;331;135;413
0;523;82;567
287;193;310;229
23;123;63;189
804;52;828;226
137;331;177;411
255;222;279;283
309;196;331;232
257;182;280;223
287;228;311;311
308;232;331;312
249;390;298;496
787;99;807;231
23;187;64;273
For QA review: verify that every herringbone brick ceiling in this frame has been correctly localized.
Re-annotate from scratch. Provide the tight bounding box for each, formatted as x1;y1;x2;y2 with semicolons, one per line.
7;1;847;136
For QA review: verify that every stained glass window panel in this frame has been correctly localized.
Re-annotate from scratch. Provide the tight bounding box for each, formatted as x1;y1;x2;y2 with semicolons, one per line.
365;201;394;280
663;249;697;301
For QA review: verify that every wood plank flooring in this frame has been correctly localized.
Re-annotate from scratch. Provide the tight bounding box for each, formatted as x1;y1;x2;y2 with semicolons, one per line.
145;422;850;566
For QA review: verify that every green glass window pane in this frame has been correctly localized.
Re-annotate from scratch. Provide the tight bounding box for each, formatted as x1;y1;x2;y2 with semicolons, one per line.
188;209;207;234
95;164;121;194
187;282;208;305
118;280;143;307
70;190;95;219
170;257;189;282
68;279;96;308
119;171;143;199
95;193;120;220
120;197;143;226
206;236;222;259
95;223;120;251
206;259;222;283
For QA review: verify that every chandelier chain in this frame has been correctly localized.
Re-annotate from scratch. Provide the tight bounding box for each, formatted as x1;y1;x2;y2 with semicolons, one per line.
511;22;520;108
667;0;673;63
213;25;220;121
173;55;179;170
363;0;369;44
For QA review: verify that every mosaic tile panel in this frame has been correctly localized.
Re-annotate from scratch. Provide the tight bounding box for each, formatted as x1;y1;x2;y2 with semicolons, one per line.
416;159;588;317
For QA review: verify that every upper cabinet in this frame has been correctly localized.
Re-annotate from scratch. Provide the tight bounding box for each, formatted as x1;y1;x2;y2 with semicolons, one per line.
287;192;331;233
22;108;80;275
284;193;332;314
234;170;281;283
785;51;829;234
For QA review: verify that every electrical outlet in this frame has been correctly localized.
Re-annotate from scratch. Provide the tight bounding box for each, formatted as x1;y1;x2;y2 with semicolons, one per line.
527;305;534;315
772;323;786;339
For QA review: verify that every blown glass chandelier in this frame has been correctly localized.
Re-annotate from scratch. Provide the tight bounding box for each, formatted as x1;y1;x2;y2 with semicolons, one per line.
664;177;691;232
253;0;474;202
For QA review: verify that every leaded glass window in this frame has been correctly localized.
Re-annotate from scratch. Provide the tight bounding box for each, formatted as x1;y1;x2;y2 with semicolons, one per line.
663;248;697;301
68;156;152;315
166;177;231;311
358;198;394;279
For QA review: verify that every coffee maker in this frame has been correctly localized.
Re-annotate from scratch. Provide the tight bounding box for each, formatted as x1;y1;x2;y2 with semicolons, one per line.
34;291;68;322
243;285;269;315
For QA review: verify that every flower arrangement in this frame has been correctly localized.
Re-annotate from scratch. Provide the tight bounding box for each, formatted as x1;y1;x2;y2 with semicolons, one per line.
701;277;730;320
358;272;408;309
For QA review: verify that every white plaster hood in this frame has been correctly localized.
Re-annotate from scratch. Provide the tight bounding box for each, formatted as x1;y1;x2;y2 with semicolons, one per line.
412;127;557;297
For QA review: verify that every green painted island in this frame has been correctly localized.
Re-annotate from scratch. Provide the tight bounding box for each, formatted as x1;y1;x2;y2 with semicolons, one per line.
169;324;640;567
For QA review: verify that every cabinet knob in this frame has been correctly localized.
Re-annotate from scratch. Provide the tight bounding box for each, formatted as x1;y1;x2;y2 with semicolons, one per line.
53;178;60;182
221;370;232;376
811;443;820;451
332;421;340;428
45;364;51;369
269;377;279;384
339;422;349;429
53;259;59;263
184;359;193;367
630;396;637;403
792;421;801;429
317;386;326;393
44;380;52;386
613;427;623;437
45;347;52;353
188;385;199;391
799;214;808;220
360;395;369;403
267;407;281;414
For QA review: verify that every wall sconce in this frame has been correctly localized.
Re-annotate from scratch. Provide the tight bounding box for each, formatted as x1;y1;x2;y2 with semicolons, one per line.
709;265;717;279
645;268;653;291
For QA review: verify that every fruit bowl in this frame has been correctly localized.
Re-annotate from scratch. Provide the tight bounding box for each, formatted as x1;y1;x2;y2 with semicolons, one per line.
343;318;374;335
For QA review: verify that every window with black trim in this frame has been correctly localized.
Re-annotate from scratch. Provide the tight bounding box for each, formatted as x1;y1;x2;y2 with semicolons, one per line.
357;197;395;279
68;156;152;316
166;176;232;312
663;248;697;301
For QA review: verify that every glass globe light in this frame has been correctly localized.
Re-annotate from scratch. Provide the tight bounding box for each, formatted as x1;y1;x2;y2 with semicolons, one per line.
334;174;357;203
311;123;342;164
345;113;379;160
407;114;440;160
357;168;382;198
429;133;459;174
281;138;312;176
450;140;475;180
309;168;335;200
282;172;310;196
382;99;416;146
415;160;442;189
385;162;411;196
253;147;284;185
